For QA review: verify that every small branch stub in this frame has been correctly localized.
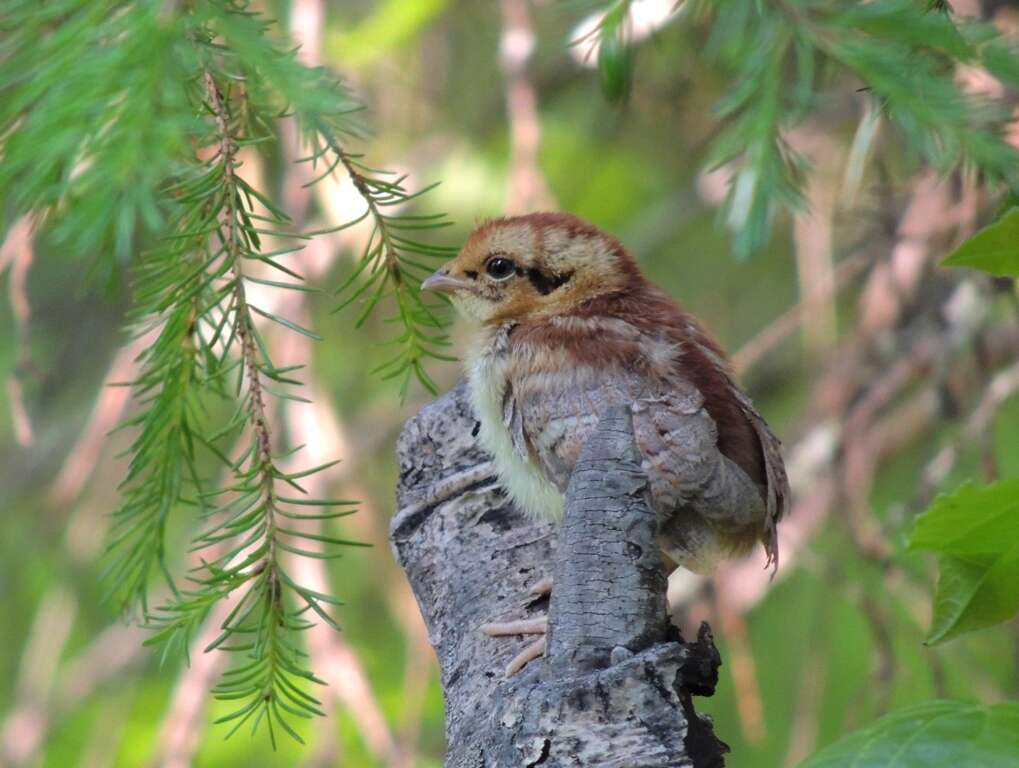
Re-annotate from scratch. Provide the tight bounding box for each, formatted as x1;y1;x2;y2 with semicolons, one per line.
392;385;728;767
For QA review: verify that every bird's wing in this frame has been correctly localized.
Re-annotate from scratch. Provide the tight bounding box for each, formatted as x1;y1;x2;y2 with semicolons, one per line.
728;385;790;569
502;366;631;490
505;364;766;539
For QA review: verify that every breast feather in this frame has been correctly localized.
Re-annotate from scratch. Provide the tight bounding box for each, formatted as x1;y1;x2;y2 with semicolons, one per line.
466;331;563;522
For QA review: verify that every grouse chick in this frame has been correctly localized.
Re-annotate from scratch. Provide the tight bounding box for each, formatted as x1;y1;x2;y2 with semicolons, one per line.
422;212;788;671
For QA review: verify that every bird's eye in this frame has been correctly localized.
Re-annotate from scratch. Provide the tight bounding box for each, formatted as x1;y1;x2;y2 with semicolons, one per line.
485;256;516;281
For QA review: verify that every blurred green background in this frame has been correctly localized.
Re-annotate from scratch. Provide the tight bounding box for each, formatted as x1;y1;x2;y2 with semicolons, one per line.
2;1;1018;766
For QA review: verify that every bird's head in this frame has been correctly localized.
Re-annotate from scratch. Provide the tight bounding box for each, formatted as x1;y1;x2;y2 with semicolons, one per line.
422;213;639;324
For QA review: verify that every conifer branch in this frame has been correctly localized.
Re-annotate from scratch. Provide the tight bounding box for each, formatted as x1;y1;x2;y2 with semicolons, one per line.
589;0;1019;254
137;65;367;747
57;0;456;743
46;0;461;739
707;0;1019;254
200;66;278;572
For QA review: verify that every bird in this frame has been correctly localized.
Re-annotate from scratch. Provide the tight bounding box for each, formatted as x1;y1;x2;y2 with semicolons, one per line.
421;212;789;674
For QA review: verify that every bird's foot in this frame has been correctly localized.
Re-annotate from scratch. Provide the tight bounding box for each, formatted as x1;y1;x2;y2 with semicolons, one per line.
479;577;552;676
480;619;547;676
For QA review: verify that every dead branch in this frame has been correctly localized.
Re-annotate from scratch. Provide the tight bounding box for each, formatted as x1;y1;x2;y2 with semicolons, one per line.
393;389;728;767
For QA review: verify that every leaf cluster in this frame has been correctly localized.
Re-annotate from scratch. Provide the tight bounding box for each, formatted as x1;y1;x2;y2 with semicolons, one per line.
904;220;1019;647
794;208;1019;768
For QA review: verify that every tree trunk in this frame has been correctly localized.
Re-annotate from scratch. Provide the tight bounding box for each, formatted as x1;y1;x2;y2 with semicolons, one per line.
391;384;729;767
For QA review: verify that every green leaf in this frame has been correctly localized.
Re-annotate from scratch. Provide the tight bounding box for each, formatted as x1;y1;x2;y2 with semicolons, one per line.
799;700;1019;768
909;480;1019;643
942;207;1019;276
911;481;1019;555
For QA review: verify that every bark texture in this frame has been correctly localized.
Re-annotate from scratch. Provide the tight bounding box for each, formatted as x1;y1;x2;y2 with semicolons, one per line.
392;384;729;767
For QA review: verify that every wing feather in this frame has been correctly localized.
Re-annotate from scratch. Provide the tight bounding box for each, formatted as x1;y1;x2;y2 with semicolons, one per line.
729;386;790;570
506;357;767;570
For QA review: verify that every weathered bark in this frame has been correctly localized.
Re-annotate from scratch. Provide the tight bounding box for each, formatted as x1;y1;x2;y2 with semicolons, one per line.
392;384;728;767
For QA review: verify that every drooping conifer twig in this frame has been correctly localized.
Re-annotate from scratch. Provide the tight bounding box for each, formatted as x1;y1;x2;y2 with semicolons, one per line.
265;2;405;753
330;146;458;397
139;66;368;747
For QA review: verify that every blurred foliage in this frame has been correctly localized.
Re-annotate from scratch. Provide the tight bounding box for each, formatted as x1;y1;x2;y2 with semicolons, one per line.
326;0;449;66
800;700;1019;768
697;0;1019;256
595;1;636;103
1;0;1018;765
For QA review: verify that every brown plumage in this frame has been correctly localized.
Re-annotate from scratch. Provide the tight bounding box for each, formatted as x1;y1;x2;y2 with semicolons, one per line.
423;212;788;575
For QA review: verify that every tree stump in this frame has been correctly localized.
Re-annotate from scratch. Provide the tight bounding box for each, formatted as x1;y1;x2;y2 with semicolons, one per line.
391;384;729;767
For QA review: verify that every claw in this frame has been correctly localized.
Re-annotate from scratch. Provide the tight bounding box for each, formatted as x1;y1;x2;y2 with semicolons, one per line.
481;576;553;675
505;636;546;677
528;576;554;596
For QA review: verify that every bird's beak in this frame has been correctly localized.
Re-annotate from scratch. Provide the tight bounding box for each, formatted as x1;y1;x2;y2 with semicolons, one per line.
421;270;472;295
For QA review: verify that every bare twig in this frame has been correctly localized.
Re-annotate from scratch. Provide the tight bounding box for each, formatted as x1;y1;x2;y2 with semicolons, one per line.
280;0;325;229
58;624;148;712
782;646;824;767
789;128;844;358
714;593;766;744
151;600;235;768
49;334;151;508
913;357;1019;508
80;694;133;768
1;215;37;446
731;250;871;376
499;0;555;214
0;620;148;768
0;589;77;767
